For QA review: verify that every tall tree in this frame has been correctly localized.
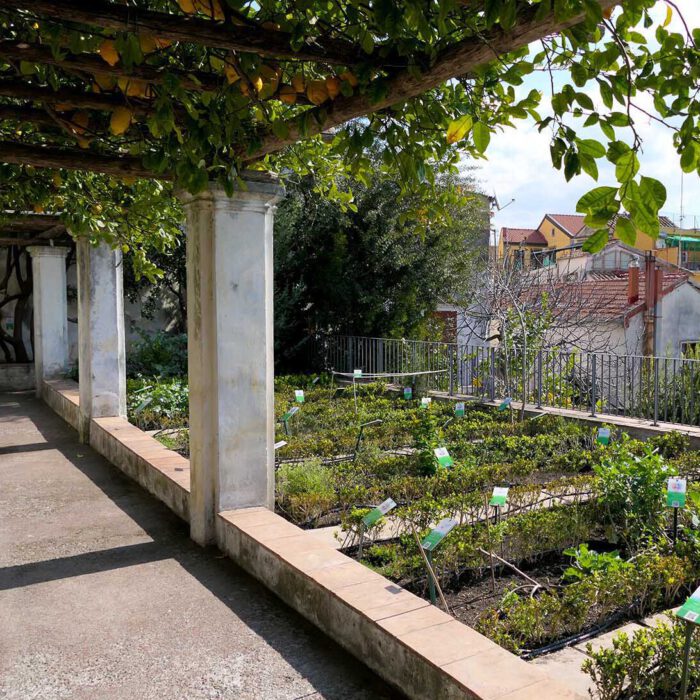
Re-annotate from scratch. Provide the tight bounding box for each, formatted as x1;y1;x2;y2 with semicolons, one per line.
274;171;488;368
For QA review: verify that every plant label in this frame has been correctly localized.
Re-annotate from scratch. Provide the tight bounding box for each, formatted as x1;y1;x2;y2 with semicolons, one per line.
353;369;363;378
404;386;413;400
420;397;432;409
596;427;611;445
362;498;397;527
312;376;320;385
422;518;457;552
434;447;454;468
274;440;287;450
282;406;300;422
677;587;700;624
455;402;465;417
667;477;687;508
489;486;509;507
498;397;513;411
134;396;153;414
295;389;305;403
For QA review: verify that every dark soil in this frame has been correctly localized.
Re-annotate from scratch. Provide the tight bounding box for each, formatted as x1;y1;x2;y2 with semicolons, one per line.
438;555;568;628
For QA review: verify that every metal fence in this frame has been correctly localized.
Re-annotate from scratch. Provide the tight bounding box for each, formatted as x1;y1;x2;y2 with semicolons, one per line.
321;335;700;428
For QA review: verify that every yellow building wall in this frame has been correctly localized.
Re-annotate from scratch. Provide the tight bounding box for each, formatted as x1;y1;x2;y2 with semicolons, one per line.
536;219;573;255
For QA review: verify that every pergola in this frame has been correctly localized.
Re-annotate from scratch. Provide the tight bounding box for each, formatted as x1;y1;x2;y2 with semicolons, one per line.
0;0;617;545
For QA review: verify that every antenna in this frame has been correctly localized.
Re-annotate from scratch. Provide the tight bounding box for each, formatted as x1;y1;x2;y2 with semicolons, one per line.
492;190;515;211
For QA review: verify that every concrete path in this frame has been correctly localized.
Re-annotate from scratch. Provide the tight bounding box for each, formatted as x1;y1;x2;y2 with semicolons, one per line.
0;393;401;700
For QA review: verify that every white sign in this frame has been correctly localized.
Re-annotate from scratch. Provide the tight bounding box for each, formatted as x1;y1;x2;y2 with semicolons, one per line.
274;440;288;450
669;477;687;495
421;397;432;406
377;497;397;515
295;389;305;402
353;369;363;378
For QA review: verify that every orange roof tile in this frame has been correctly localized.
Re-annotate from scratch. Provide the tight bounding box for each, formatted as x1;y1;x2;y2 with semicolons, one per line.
501;227;547;245
545;214;587;236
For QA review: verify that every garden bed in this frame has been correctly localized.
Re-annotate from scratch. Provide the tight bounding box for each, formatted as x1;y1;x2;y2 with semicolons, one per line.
125;372;700;674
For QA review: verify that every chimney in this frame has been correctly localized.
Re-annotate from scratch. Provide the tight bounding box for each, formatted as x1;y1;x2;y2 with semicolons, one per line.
627;257;640;305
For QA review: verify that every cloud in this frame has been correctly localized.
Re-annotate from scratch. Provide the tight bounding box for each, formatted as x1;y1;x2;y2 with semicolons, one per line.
470;0;700;235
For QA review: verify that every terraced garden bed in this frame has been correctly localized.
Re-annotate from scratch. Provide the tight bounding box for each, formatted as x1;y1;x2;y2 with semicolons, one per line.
126;374;700;671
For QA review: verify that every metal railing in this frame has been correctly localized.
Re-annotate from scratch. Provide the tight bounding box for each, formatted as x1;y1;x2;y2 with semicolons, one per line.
320;335;700;428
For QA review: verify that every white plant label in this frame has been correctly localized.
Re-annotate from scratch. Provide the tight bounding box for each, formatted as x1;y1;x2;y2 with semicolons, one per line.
274;440;287;450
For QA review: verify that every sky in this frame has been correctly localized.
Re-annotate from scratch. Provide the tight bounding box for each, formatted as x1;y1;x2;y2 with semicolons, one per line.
469;0;700;241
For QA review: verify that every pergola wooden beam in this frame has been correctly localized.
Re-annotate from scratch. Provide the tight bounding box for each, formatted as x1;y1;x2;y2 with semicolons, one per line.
0;213;63;232
0;41;221;92
0;103;58;128
0;140;166;179
0;79;154;115
3;0;370;67
246;0;621;161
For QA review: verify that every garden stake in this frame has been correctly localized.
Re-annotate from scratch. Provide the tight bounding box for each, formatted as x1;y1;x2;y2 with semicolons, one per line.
674;507;679;547
680;621;693;700
478;548;542;588
426;551;437;605
357;522;364;561
410;523;449;613
354;419;383;460
483;503;496;593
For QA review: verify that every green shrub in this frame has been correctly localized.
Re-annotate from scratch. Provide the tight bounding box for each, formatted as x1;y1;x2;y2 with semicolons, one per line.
127;331;188;378
594;440;671;549
583;618;700;700
276;459;336;526
127;377;189;430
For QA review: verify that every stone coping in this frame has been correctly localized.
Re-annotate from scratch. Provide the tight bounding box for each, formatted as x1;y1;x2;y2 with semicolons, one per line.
39;378;583;699
217;507;584;700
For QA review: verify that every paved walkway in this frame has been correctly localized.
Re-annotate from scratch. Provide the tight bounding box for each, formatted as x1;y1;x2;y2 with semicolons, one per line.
0;393;400;700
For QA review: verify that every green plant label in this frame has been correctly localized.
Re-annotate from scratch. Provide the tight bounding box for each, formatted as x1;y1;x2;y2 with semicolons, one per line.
362;497;397;527
274;440;287;450
353;369;363;378
455;402;465;417
498;397;513;411
404;387;413;399
597;427;611;445
295;389;305;403
667;477;687;508
677;587;700;624
489;486;509;507
281;406;300;421
134;396;153;414
422;518;457;552
420;397;431;409
434;447;454;468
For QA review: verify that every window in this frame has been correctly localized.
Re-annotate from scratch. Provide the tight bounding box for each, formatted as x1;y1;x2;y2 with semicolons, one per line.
551;227;555;238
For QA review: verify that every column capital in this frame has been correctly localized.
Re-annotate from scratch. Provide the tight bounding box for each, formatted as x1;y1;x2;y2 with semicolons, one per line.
178;171;285;211
26;245;70;259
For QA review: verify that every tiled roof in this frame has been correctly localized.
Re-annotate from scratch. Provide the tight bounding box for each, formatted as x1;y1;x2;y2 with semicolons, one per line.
519;270;690;321
501;227;547;245
574;214;679;241
546;214;587;236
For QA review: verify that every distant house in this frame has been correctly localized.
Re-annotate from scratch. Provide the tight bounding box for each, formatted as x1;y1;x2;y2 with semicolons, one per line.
497;212;700;279
456;240;700;358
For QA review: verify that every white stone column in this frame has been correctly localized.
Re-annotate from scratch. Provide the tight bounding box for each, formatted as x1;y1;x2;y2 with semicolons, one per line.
181;175;284;546
76;239;126;442
27;245;70;395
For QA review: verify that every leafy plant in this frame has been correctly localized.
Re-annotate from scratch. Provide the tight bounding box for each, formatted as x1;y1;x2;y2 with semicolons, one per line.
594;440;671;549
562;544;631;582
127;331;188;379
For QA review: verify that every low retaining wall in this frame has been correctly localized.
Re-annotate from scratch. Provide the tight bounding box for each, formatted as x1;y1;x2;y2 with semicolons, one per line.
39;378;583;700
41;379;80;431
41;379;189;522
0;363;34;392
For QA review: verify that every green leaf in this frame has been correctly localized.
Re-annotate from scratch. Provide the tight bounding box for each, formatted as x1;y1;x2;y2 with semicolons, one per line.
582;228;609;253
576;186;618;214
615;151;639;183
577;139;606;158
680;142;699;174
446;115;473;144
615;216;637;246
472;121;490;153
